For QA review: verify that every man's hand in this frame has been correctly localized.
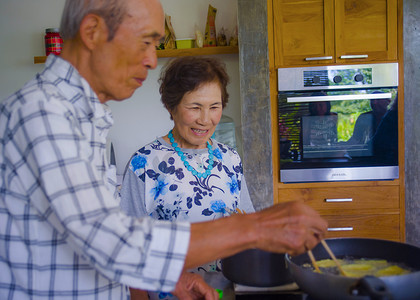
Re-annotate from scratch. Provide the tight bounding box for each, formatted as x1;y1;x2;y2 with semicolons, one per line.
186;200;328;269
172;272;219;300
253;200;328;256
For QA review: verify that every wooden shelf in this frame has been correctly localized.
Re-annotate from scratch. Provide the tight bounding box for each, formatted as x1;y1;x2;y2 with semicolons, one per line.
34;56;48;64
156;46;239;57
33;46;239;64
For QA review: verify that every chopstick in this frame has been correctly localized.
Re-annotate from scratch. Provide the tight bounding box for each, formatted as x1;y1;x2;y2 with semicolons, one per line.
306;240;346;276
307;250;321;273
236;208;245;214
320;240;346;276
225;207;245;215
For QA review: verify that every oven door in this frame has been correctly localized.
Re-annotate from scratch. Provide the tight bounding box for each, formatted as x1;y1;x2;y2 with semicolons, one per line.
278;88;398;183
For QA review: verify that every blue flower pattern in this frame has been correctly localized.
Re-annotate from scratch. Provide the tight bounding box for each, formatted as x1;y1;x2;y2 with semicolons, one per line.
213;148;223;159
228;175;240;195
151;174;169;200
131;154;147;171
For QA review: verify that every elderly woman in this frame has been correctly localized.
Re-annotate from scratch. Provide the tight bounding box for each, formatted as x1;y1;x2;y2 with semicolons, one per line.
120;56;255;299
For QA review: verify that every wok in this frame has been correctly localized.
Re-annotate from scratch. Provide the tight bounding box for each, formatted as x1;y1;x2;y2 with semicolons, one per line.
286;238;420;300
221;248;294;287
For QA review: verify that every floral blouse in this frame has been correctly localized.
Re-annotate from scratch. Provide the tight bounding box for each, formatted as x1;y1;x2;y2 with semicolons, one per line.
119;137;255;299
120;137;254;222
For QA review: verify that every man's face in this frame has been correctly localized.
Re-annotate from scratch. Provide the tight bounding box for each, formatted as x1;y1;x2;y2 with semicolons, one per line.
90;0;164;102
371;99;390;116
313;102;328;115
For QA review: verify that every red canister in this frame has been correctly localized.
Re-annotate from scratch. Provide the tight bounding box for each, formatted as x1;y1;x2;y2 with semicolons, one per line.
45;28;63;56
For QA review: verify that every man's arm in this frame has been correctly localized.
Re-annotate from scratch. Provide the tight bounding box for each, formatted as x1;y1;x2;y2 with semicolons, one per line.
185;201;327;269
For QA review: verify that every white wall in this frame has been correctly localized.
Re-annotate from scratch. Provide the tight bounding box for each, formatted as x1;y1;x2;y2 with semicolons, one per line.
0;0;241;178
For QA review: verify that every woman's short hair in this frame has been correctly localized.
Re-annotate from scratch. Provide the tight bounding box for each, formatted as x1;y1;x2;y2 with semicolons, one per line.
159;56;230;114
60;0;127;41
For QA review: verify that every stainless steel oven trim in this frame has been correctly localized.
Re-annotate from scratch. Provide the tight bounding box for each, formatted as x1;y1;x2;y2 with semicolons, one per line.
280;166;399;183
278;62;398;91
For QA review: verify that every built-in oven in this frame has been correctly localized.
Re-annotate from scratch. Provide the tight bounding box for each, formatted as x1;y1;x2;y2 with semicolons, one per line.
277;63;399;183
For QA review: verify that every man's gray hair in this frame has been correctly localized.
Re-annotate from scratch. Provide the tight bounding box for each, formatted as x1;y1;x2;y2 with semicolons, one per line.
60;0;127;41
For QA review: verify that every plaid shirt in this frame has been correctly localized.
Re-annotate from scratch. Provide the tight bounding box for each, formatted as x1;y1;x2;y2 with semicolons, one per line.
0;55;190;299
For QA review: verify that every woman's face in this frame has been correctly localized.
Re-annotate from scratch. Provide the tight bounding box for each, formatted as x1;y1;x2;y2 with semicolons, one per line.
171;81;223;149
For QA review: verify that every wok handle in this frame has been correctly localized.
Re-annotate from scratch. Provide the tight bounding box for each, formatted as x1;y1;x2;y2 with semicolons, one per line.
350;276;393;300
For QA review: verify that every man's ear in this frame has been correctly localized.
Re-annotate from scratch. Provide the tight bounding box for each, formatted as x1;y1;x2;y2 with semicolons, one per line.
79;14;108;50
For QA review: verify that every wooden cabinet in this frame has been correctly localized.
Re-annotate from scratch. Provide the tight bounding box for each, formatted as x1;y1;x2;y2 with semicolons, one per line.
279;186;399;212
267;0;404;242
272;0;397;67
335;0;398;64
278;185;402;241
273;0;334;67
323;214;400;241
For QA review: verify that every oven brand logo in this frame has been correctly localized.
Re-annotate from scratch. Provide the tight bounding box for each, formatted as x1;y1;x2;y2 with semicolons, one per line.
332;172;348;177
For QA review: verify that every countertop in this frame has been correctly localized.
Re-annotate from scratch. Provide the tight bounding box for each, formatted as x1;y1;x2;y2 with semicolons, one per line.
203;273;309;300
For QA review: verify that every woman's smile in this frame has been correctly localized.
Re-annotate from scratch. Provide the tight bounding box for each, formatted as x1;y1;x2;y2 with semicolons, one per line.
191;128;209;135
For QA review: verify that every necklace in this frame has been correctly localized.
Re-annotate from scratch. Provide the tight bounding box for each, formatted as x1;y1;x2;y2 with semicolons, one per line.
168;129;214;178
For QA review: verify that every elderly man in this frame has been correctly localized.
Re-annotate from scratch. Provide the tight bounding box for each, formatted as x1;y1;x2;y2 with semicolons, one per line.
0;0;328;299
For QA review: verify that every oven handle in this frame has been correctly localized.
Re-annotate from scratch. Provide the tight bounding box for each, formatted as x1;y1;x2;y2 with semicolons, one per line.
287;92;392;103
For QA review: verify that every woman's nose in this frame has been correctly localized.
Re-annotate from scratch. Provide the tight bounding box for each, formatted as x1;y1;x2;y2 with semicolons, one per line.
198;109;210;124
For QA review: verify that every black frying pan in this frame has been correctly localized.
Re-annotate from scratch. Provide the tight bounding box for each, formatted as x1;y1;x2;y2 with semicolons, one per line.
286;238;420;300
221;248;293;287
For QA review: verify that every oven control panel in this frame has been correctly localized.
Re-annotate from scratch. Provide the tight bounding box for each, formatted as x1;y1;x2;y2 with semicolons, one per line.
303;68;372;87
278;63;398;91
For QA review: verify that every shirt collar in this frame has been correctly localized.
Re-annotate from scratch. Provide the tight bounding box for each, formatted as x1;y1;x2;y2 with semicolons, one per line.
43;55;113;129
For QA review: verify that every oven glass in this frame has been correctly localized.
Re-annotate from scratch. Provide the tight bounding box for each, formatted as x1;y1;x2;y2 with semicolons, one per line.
278;88;398;175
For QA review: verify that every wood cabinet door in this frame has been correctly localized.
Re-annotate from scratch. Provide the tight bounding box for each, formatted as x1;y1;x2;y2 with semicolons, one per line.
324;214;400;241
278;186;399;214
272;0;334;68
277;186;402;241
335;0;398;63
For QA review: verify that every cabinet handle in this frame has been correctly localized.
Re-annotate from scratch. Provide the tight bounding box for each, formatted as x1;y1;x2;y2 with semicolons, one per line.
328;227;354;231
325;198;353;203
305;56;333;61
340;54;368;59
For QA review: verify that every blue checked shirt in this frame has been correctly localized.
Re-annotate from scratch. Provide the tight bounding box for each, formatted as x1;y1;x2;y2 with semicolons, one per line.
0;55;190;299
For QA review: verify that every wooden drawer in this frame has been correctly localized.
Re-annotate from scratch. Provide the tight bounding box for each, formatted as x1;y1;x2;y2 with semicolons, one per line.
278;186;399;214
324;214;400;241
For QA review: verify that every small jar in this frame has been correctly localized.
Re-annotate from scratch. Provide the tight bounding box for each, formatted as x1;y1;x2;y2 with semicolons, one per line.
45;28;63;56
